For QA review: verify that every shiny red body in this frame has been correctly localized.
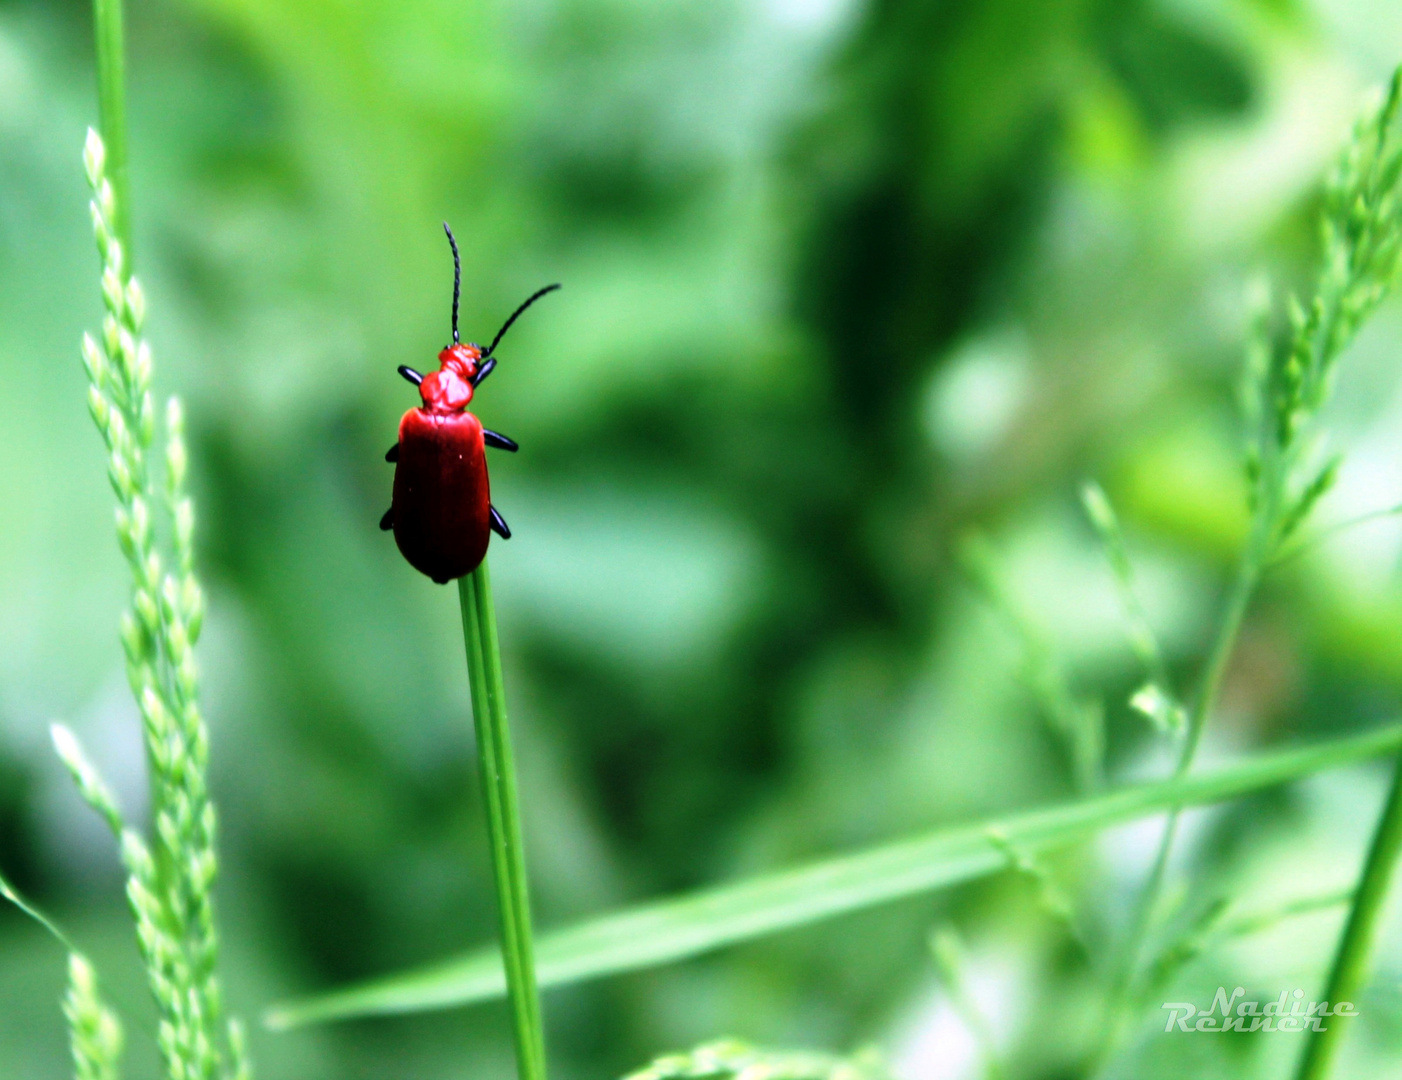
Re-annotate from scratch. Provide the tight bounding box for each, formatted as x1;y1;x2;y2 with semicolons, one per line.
390;343;492;583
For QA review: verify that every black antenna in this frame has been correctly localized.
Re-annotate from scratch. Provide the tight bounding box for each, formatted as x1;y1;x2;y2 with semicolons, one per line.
443;222;461;345
483;283;561;358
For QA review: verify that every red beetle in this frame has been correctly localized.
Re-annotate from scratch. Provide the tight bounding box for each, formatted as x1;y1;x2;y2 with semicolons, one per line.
381;223;558;584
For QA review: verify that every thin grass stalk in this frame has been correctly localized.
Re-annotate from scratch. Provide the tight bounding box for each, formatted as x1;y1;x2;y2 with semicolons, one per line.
1091;543;1263;1070
1294;753;1402;1080
92;0;129;256
459;562;547;1080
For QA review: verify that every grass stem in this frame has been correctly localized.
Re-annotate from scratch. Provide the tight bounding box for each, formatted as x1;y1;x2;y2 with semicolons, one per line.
459;562;548;1080
1295;752;1402;1080
1179;557;1261;771
92;0;130;256
1091;550;1262;1071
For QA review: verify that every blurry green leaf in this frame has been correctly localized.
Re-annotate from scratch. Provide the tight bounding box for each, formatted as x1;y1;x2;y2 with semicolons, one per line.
1101;3;1253;132
265;723;1402;1027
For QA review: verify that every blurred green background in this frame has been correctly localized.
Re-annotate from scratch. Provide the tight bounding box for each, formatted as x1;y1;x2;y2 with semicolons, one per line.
6;0;1402;1077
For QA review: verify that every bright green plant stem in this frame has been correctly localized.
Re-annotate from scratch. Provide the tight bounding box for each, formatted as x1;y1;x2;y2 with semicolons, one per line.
93;0;129;255
1295;752;1402;1080
459;563;548;1080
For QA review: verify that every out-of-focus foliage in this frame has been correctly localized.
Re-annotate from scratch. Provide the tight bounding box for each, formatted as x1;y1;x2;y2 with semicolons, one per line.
4;0;1402;1078
620;1038;890;1080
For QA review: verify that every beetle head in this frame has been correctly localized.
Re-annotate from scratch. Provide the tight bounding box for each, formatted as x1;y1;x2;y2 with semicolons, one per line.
420;343;480;412
430;223;559;408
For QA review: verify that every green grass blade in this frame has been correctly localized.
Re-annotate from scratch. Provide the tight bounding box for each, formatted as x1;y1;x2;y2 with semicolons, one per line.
1295;749;1402;1080
460;563;548;1080
265;723;1402;1028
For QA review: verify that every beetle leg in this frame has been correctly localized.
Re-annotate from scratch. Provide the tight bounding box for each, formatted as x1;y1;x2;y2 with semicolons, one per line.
482;429;518;452
471;356;497;386
379;507;394;531
385;443;399;462
398;365;424;386
489;505;511;539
